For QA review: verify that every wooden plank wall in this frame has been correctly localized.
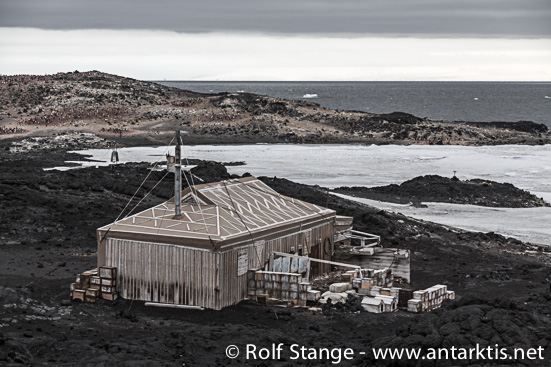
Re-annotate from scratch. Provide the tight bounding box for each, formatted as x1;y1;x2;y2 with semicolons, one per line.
218;222;334;308
104;222;334;310
105;238;221;309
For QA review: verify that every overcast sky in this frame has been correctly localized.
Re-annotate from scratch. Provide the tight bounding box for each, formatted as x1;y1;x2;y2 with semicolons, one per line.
1;0;550;80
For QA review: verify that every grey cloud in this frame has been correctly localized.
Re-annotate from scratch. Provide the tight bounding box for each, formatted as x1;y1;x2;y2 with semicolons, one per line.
1;0;550;37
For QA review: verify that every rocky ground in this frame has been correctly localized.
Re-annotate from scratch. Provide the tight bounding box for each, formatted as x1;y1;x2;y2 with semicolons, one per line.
1;71;550;146
0;140;550;366
334;175;551;208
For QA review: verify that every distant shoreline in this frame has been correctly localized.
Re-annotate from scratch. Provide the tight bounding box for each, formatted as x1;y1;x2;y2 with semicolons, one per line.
1;71;550;146
157;80;551;127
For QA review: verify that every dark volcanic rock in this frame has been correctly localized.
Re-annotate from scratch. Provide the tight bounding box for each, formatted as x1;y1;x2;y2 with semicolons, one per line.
190;160;233;183
374;112;425;124
365;295;551;366
335;175;550;208
463;120;548;134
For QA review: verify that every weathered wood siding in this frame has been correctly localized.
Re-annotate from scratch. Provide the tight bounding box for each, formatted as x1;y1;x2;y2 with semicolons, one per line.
218;222;334;307
104;222;334;310
105;239;222;309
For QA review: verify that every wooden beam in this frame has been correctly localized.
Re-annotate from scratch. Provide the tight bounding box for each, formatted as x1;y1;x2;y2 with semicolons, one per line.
272;251;361;269
145;302;204;310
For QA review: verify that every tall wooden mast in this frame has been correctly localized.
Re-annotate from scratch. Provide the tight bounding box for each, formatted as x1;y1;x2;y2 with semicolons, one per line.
173;130;182;219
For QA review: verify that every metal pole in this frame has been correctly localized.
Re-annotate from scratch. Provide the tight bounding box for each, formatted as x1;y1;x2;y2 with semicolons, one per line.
174;130;182;219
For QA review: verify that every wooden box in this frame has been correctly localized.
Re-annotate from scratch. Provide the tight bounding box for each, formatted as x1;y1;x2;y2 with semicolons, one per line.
380;288;391;296
361;279;374;289
85;295;98;303
90;276;101;285
82;268;98;276
407;299;422;313
79;274;91;286
102;292;119;301
101;285;116;294
99;266;117;279
71;289;85;301
85;288;100;297
101;278;116;286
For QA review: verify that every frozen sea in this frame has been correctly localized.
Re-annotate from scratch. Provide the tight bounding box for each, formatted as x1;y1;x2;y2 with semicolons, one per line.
63;144;551;246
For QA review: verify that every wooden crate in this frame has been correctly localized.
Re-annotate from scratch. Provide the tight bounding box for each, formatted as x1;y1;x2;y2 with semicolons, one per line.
361;279;374;289
101;278;116;286
79;274;91;287
101;285;116;294
407;299;422;313
380;288;391;296
82;268;98;276
70;282;83;291
71;289;85;301
99;266;117;279
102;292;119;301
341;273;352;282
85;288;100;297
85;295;98;303
90;276;101;285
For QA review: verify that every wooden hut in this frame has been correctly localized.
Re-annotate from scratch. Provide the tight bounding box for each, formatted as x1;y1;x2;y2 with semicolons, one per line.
96;176;336;310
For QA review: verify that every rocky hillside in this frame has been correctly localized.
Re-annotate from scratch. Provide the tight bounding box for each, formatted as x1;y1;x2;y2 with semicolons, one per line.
335;175;551;208
1;71;549;145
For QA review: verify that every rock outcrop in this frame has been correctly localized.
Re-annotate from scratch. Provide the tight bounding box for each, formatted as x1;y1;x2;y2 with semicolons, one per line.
335;175;551;208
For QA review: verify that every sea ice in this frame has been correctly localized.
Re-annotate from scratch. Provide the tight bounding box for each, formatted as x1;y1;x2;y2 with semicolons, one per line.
55;144;551;245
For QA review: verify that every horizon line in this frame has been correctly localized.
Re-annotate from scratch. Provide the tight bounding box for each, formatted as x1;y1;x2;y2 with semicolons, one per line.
152;80;551;83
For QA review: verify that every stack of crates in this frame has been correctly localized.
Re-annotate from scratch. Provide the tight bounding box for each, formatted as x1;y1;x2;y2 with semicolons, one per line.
99;266;118;300
412;290;429;311
70;268;101;303
70;266;118;302
247;270;312;307
407;299;423;313
424;284;447;311
408;285;453;313
358;278;374;295
341;269;361;282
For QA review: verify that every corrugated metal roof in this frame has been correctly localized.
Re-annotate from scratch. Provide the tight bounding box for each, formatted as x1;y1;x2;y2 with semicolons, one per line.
98;176;334;242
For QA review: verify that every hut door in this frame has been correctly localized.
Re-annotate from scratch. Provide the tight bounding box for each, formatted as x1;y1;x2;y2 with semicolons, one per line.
309;243;321;278
299;231;310;256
